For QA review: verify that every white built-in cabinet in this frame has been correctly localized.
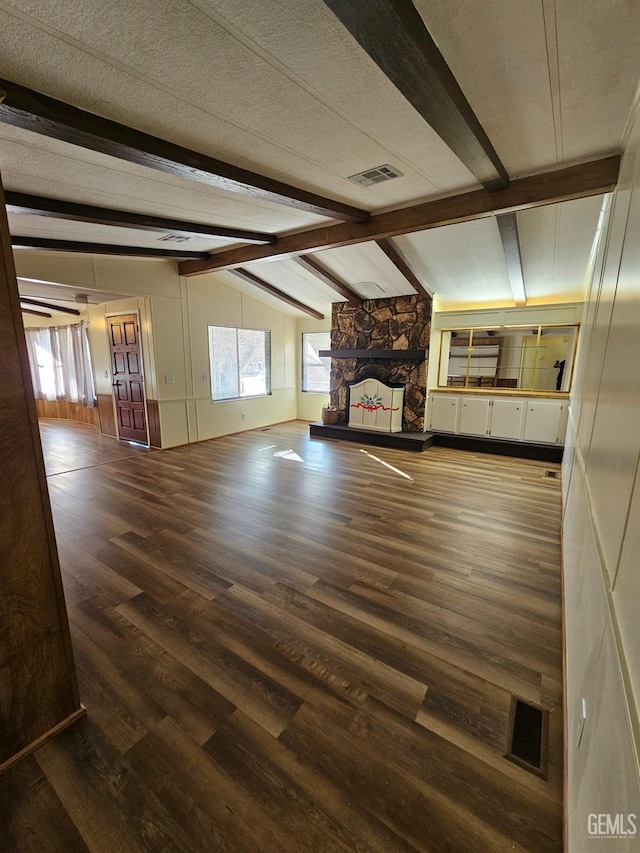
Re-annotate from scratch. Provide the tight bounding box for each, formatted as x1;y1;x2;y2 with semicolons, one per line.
427;393;567;445
490;398;526;439
522;399;566;443
458;397;491;436
429;394;459;434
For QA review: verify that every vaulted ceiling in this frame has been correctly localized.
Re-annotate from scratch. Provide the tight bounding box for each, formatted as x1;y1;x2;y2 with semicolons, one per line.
2;0;639;315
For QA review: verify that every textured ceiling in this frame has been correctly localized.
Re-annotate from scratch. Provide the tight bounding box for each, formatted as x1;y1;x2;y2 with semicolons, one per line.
315;243;417;298
413;0;640;174
9;213;237;252
1;0;639;314
517;195;606;305
397;195;605;309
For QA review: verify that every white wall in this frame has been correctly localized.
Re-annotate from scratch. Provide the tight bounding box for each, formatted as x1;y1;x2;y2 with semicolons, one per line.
296;315;331;422
562;104;640;850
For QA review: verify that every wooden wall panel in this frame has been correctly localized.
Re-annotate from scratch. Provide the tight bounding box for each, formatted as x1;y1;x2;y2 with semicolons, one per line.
97;393;117;437
35;398;100;428
146;399;161;448
0;175;82;774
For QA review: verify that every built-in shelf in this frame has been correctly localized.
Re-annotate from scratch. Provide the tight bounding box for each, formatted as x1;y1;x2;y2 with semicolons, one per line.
319;349;427;359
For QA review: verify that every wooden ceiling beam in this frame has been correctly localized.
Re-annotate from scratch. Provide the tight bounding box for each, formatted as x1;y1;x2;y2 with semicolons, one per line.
179;156;620;276
231;268;324;320
0;78;369;223
12;235;209;260
5;191;277;245
496;212;526;305
20;297;80;316
375;238;432;298
292;255;363;306
21;307;52;318
322;0;508;190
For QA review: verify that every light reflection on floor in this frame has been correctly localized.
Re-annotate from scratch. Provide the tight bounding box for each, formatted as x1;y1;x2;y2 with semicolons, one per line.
258;444;305;462
273;448;304;462
358;447;413;481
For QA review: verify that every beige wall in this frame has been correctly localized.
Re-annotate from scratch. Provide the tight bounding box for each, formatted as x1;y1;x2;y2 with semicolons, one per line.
22;305;91;328
562;106;640;849
20;297;150;395
181;273;297;444
15;251;298;447
296;315;331;422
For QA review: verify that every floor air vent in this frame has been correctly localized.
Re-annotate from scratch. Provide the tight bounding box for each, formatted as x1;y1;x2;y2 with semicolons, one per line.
545;470;559;478
348;164;404;188
505;697;548;778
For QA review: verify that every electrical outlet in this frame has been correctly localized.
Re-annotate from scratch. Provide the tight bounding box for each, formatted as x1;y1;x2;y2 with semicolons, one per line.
104;369;109;378
202;372;208;381
241;413;246;421
165;374;173;384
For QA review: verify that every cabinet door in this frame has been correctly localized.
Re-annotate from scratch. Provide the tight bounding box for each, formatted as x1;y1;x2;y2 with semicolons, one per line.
459;397;491;436
523;400;566;444
429;395;459;432
490;398;524;440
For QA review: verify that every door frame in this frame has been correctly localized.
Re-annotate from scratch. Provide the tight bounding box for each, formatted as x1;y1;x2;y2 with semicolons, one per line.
105;308;150;446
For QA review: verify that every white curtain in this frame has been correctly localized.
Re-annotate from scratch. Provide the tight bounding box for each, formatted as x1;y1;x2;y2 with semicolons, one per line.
25;321;96;407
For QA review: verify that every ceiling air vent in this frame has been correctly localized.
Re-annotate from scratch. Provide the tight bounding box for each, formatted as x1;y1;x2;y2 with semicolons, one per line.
156;234;193;243
348;164;404;188
350;281;385;298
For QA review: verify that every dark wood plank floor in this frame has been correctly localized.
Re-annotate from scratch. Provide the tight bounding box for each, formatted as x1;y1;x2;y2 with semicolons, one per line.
39;418;156;476
1;420;564;852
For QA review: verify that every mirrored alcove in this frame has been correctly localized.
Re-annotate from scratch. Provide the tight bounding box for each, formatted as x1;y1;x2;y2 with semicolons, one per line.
438;325;579;393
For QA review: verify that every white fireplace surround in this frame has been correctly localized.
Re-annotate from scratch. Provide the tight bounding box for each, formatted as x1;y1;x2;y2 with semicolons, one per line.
348;378;404;433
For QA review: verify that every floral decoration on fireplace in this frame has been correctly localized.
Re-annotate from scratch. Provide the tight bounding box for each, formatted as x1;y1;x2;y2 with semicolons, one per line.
351;392;399;413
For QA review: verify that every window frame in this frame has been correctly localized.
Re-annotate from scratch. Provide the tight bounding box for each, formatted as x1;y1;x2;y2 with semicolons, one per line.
208;324;271;402
301;331;331;394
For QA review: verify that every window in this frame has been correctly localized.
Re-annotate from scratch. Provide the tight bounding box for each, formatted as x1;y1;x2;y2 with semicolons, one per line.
301;332;330;393
24;322;96;407
438;325;579;393
208;325;271;401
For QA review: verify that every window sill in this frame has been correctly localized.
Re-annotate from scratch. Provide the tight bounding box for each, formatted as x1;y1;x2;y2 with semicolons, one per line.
211;393;272;403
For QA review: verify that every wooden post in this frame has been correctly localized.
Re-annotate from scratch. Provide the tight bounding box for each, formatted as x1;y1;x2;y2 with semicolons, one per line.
0;171;83;775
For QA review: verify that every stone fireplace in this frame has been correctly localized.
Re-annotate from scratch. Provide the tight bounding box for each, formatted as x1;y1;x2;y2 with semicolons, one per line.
329;294;431;432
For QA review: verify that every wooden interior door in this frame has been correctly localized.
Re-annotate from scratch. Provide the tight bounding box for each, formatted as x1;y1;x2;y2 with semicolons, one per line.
107;313;148;444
